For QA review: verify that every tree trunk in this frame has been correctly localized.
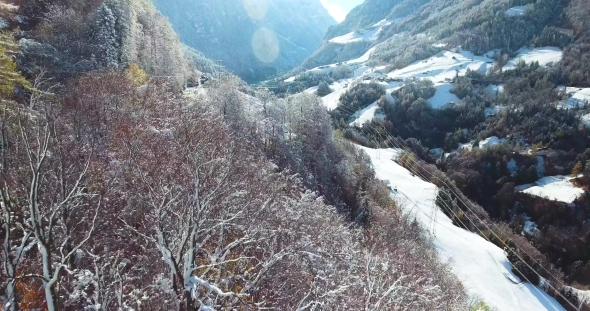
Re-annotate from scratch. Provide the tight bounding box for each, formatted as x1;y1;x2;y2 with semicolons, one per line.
5;278;17;311
44;282;58;311
40;244;58;311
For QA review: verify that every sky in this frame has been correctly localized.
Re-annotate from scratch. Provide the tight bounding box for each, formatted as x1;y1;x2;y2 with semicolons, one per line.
320;0;365;22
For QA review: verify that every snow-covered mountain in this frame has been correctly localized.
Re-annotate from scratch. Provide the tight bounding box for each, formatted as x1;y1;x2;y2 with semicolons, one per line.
153;0;336;82
297;0;569;71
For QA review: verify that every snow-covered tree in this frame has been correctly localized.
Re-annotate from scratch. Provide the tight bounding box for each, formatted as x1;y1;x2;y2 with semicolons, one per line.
94;4;119;69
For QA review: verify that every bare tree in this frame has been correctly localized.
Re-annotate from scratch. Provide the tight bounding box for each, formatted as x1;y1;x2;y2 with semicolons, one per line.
0;104;101;311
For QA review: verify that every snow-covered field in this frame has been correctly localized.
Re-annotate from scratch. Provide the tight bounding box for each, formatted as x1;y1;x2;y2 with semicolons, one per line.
386;49;495;83
349;102;385;126
516;175;584;203
504;47;563;70
428;83;460;108
360;146;565;311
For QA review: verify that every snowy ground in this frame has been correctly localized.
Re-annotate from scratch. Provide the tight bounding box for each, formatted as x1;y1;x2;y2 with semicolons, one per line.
286;45;562;126
346;47;377;65
349;102;385;126
516;175;584;203
329;20;392;44
522;216;540;237
504;47;563;70
479;136;507;149
359;146;565;311
329;28;384;44
429;83;460;108
386;49;495;83
558;87;590;109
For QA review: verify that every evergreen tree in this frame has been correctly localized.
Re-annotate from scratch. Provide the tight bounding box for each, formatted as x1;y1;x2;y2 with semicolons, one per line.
94;4;119;69
572;161;583;177
435;187;455;219
0;31;31;95
316;81;332;97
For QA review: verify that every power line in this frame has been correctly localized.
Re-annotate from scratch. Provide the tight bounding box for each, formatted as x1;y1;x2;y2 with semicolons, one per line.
353;119;581;310
327;98;580;309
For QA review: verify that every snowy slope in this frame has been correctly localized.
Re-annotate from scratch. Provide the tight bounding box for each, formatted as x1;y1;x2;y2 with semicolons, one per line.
288;46;562;124
516;175;584;203
429;83;460;108
504;47;563;70
349;102;385;126
386;50;495;83
359;146;565;311
329;20;392;44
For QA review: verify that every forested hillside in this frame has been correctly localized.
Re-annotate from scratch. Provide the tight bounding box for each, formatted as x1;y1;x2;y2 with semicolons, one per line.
0;0;472;310
153;0;336;82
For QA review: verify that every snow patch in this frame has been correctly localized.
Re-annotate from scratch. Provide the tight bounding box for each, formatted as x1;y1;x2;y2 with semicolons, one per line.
330;25;386;44
516;175;584;203
428;83;460;108
372;18;393;28
349;101;385;126
346;47;377;64
386;49;495;83
479;136;507;149
504;47;562;70
506;6;527;17
523;217;540;237
304;86;319;94
321;88;346;111
558;87;590;109
459;141;474;151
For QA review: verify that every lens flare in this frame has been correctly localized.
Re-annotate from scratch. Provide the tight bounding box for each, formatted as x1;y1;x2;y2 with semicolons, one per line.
242;0;269;20
252;28;279;63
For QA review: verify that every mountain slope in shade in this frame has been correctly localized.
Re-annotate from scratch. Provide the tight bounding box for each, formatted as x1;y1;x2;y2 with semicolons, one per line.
153;0;336;82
